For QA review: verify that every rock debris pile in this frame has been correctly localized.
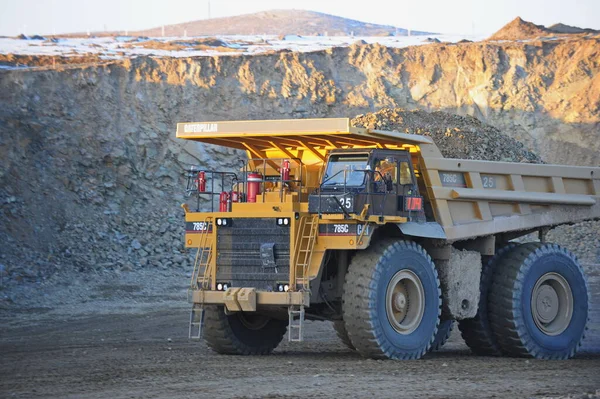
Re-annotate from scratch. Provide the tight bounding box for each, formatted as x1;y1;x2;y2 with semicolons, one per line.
351;108;541;162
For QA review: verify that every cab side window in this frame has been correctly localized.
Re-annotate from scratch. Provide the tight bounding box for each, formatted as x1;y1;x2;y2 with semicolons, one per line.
399;161;413;185
374;158;397;192
374;159;397;182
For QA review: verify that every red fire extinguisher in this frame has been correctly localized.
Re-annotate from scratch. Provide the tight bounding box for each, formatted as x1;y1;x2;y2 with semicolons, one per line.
281;159;290;183
230;191;240;203
219;191;229;212
197;171;206;192
247;172;262;203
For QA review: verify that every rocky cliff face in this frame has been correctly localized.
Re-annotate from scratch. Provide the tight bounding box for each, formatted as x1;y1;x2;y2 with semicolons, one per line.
42;37;596;166
4;38;599;165
1;38;599;283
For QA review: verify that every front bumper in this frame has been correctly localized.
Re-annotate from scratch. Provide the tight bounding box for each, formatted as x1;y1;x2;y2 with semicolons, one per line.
191;288;310;312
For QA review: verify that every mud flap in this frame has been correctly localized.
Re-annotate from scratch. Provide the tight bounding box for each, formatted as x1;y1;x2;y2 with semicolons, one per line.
398;222;447;239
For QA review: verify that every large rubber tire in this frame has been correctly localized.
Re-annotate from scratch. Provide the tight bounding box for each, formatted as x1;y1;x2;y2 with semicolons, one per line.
488;243;589;359
203;306;288;355
333;320;355;350
342;240;442;360
430;320;454;351
458;242;518;356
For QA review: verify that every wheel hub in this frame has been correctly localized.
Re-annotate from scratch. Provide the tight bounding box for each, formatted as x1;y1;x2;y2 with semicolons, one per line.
393;292;408;313
386;270;425;335
534;285;559;323
531;272;573;336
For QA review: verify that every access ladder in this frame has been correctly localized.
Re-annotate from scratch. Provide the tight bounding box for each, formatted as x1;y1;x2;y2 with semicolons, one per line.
288;215;318;342
189;217;214;339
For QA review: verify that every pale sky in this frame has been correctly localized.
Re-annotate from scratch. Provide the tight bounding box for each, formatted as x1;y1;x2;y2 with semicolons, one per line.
1;0;599;36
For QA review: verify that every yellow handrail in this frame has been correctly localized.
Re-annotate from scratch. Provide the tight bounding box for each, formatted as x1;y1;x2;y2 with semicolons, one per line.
190;217;214;290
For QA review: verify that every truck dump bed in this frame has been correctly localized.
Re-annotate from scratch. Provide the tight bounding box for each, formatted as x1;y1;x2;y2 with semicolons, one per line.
420;157;600;240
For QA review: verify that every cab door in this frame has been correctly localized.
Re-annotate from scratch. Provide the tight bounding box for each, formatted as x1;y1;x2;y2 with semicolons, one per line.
396;154;423;219
369;155;399;217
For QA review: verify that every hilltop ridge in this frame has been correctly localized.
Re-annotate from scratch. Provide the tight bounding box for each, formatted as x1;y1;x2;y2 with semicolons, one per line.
131;9;435;37
489;16;599;40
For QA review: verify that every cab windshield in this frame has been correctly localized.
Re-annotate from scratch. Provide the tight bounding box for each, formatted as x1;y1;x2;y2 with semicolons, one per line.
322;154;369;186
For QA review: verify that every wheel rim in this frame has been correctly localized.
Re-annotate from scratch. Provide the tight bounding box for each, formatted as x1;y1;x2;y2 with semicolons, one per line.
237;313;270;330
531;272;573;336
385;269;425;335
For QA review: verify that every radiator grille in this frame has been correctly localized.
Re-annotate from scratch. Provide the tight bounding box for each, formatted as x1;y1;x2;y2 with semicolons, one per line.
216;218;290;290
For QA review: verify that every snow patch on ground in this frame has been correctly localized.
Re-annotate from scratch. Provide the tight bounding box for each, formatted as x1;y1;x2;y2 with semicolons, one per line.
0;34;484;59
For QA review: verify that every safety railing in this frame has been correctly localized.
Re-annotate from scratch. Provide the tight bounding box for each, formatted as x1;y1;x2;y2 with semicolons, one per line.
184;168;238;212
240;157;304;203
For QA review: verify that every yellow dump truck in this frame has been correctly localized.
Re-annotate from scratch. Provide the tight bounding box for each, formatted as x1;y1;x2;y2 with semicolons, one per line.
177;118;599;360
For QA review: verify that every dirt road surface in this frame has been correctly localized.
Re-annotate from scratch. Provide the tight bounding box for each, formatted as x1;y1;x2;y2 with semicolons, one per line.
1;266;599;399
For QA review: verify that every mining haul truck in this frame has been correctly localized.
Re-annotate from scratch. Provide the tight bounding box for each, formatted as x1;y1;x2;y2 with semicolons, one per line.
177;118;599;360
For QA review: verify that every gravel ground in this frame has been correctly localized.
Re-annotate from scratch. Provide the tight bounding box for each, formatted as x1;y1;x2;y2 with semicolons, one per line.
1;265;599;399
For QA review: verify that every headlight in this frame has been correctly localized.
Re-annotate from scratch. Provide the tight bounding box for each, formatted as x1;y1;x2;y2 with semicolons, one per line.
216;282;230;291
276;283;290;292
276;218;291;226
216;218;231;226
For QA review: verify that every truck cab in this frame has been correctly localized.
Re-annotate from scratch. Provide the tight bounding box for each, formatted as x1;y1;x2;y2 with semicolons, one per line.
308;149;424;221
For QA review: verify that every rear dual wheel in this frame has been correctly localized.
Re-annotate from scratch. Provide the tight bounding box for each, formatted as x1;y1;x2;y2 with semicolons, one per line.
458;243;517;356
488;243;589;359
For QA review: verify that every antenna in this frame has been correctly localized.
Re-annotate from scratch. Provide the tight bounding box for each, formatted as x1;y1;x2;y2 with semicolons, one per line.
208;0;211;19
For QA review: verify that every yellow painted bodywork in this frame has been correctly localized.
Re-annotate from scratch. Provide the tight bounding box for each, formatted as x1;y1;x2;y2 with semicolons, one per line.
178;117;600;309
183;199;381;282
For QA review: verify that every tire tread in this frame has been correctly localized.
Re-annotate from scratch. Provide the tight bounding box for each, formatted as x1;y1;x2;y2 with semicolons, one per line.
203;306;287;355
342;239;441;360
488;243;589;360
458;243;518;356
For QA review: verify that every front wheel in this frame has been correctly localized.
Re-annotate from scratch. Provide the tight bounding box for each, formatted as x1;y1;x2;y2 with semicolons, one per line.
342;240;442;360
203;306;288;355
